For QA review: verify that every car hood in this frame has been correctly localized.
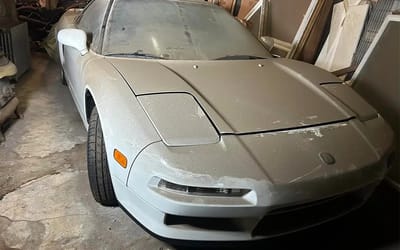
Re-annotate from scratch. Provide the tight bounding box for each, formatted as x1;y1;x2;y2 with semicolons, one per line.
108;58;353;134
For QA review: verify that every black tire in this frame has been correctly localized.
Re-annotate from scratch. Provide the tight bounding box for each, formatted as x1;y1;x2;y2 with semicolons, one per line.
60;68;67;85
87;107;118;206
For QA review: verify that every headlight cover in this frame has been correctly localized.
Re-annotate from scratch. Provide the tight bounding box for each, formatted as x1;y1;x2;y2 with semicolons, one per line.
138;93;220;146
321;83;378;121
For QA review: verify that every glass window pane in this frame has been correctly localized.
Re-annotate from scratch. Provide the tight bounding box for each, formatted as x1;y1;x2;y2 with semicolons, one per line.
78;0;109;52
103;0;270;60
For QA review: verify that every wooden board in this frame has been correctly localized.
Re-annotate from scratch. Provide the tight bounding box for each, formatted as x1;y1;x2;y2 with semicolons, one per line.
291;0;333;63
315;2;369;72
267;0;313;43
315;2;347;70
237;0;260;19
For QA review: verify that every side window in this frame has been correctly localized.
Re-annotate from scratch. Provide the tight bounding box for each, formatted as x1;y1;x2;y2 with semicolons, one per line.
77;0;110;53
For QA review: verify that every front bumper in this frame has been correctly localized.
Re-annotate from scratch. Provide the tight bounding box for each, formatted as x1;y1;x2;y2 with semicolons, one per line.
114;174;379;241
114;118;392;241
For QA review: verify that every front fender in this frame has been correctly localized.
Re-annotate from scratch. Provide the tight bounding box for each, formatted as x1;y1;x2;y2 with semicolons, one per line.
84;57;161;188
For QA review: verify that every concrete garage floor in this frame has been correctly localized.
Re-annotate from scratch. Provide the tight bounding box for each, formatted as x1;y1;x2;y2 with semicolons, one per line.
0;52;172;250
0;52;399;249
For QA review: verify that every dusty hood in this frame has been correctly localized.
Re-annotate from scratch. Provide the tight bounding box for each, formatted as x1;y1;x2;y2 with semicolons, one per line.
108;58;353;134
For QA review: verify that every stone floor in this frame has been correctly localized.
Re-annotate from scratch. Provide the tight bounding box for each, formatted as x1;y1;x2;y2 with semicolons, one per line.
0;52;399;250
0;53;172;250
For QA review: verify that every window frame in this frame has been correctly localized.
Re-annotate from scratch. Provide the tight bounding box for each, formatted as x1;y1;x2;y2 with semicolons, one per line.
75;0;113;54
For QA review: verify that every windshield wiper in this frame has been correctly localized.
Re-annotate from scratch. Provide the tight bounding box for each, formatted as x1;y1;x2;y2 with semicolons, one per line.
106;51;165;59
214;55;267;60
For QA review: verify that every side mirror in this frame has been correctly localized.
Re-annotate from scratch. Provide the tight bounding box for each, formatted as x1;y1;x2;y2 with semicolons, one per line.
57;28;88;56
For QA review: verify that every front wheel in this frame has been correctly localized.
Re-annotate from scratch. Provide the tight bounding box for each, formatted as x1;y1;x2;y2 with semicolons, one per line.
87;107;118;206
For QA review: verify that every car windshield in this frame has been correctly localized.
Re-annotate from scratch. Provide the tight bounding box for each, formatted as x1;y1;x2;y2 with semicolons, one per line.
103;0;271;60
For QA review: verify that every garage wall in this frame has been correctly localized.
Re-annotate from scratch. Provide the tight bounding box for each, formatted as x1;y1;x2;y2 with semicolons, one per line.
352;17;400;187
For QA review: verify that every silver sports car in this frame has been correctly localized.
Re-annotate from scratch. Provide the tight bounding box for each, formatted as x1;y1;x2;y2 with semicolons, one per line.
56;0;394;241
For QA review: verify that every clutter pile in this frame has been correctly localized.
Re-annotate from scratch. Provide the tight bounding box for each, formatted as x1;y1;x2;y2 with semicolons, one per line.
0;52;19;142
16;0;89;41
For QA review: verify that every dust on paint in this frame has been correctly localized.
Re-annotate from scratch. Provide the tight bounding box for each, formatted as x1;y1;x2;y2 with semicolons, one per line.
265;122;349;138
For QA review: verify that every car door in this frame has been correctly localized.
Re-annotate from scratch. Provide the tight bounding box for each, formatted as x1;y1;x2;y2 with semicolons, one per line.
62;0;110;116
